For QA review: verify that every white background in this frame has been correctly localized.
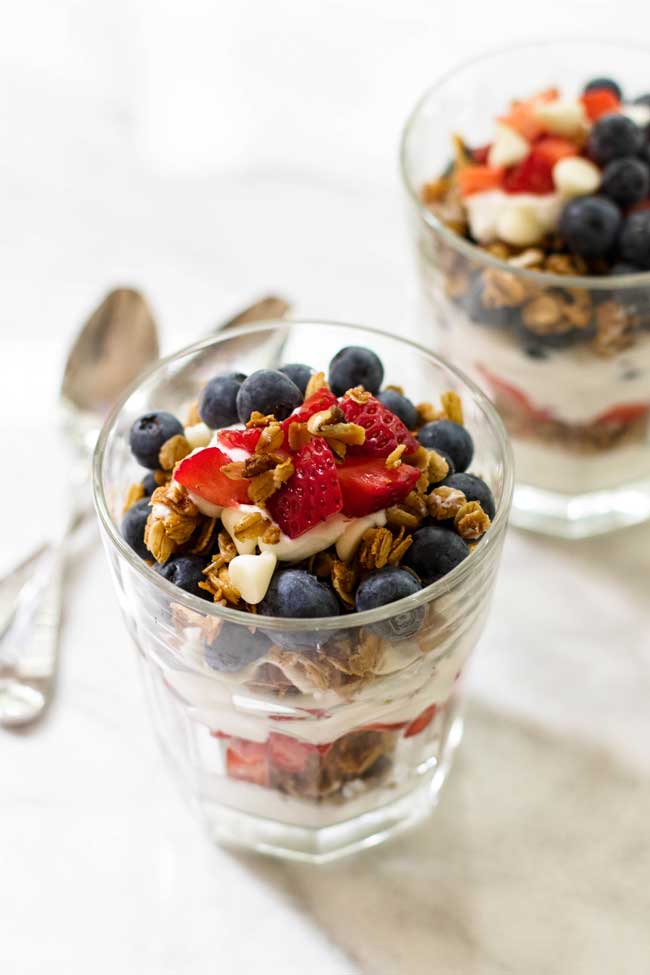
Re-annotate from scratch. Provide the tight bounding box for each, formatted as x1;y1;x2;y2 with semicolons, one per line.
2;3;650;974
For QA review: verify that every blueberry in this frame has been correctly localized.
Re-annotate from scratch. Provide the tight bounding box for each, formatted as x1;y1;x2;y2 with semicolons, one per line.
402;526;470;585
417;419;474;472
558;196;621;259
515;322;593;352
355;567;424;639
588;113;644;165
328;346;384;396
459;276;518;328
583;77;623;100
121;499;151;560
142;472;158;496
155;555;211;599
620;211;650;269
259;569;340;649
205;621;270;673
199;372;246;429
376;389;418;429
443;472;496;520
236;369;303;423
129;411;184;469
601;157;650;206
279;363;313;395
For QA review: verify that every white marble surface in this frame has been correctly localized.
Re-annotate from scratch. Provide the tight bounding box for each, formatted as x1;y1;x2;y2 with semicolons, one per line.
2;3;650;973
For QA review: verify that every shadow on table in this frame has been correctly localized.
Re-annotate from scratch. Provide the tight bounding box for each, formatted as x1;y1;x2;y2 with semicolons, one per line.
234;703;650;975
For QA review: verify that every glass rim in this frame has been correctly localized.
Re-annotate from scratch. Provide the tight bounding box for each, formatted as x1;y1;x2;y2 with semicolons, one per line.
93;319;514;633
399;36;650;292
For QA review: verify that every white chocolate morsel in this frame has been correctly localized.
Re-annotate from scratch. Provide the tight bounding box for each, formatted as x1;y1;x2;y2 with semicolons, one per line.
221;505;259;555
335;510;387;562
228;552;277;605
534;98;588;137
260;513;352;562
184;422;212;449
495;205;544;246
553;156;601;197
464;190;562;244
488;124;529;169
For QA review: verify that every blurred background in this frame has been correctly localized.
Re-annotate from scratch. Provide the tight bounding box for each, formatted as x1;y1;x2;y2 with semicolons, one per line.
2;3;650;974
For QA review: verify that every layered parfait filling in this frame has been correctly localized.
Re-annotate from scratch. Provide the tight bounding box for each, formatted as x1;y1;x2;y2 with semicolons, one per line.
421;76;650;489
120;346;496;812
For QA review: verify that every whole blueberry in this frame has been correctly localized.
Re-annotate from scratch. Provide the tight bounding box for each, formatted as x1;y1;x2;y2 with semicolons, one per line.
205;621;270;673
443;472;496;520
619;211;650;269
376;389;418;429
417;419;474;472
279;363;313;395
328;346;384;396
198;372;246;429
236;369;303;423
355;567;424;640
121;499;151;560
601;157;650;206
583;77;623;100
141;472;159;496
129;411;184;469
156;555;211;599
402;526;470;585
588;113;644;166
558;196;621;259
259;569;340;649
461;276;518;328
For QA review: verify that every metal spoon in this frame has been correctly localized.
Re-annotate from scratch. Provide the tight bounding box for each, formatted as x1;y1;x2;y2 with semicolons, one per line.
0;290;289;728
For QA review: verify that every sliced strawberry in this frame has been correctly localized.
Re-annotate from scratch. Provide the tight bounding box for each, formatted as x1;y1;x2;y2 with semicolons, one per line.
175;446;250;506
471;144;491;165
225;739;269;787
457;164;503;197
404;704;437;738
596;402;649;425
337;457;420;517
533;135;577;168
362;720;409;732
339;395;419;457
281;388;338;438
266;437;343;538
268;733;331;773
217;427;261;452
499;87;559;141
581;88;621;121
504;150;554;194
477;365;554;422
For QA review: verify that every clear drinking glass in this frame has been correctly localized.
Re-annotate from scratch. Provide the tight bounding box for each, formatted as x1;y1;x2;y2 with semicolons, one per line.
93;320;513;862
400;40;650;538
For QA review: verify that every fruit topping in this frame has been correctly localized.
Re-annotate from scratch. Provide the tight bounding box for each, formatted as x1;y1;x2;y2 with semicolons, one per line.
558;195;622;258
175;446;251;507
217;426;262;452
205;621;270;672
601;157;650;206
355;567;423;639
583;77;623;100
402;526;470;585
339;393;419;457
442;473;496;521
129;411;184;469
267;437;343;538
588;113;644;165
236;369;303;423
457;165;503;197
619;210;650;269
122;498;152;560
225;739;269;786
416;419;474;472
278;363;313;395
281;387;338;436
259;569;340;641
156;554;211;599
376;389;418;429
198;372;246;429
328;345;384;396
404;704;438;738
336;457;420;517
581;87;621;121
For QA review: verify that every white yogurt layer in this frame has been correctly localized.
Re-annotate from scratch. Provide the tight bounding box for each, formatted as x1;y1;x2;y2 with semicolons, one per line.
465;190;562;244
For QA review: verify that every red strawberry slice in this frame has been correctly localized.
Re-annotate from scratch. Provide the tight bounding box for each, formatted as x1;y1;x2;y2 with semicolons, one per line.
404;704;437;738
533;136;576;169
266;437;343;538
281;388;338;438
504;149;555;194
225;739;269;787
596;402;649;426
337;457;420;517
217;427;261;452
175;446;250;506
339;395;419;457
268;733;331;773
581;88;620;121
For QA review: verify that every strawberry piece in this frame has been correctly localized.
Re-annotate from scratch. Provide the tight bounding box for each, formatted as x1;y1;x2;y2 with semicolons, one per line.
339;395;419;457
266;437;343;538
472;144;491;165
268;733;331;773
217;427;261;452
476;365;554;422
457;164;503;197
225;739;269;787
281;388;338;438
404;704;437;738
175;446;250;506
337;457;420;517
581;88;621;121
499;87;559;141
533;136;577;168
362;720;409;732
504;149;554;194
596;402;649;425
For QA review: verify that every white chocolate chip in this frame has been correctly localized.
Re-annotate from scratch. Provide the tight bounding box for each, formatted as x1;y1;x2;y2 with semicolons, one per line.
488;124;530;169
221;506;259;555
228;552;277;605
495;206;544;246
621;103;650;128
184;421;212;449
335;510;387;562
534;98;588;137
553;156;601;197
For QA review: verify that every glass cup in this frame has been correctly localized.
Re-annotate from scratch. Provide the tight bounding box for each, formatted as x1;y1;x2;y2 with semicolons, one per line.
400;40;650;538
93;320;513;862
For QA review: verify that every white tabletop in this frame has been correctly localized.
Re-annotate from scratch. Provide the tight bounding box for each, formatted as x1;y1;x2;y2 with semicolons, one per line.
2;4;650;973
